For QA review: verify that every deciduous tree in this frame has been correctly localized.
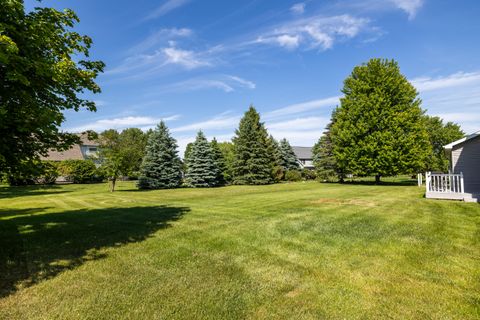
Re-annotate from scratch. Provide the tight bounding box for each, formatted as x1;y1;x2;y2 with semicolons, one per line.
331;58;431;183
0;1;104;176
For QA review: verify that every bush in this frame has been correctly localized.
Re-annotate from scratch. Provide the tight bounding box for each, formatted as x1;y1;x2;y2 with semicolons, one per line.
57;160;102;183
284;170;302;182
35;161;59;184
302;169;316;180
4;160;59;185
272;165;285;182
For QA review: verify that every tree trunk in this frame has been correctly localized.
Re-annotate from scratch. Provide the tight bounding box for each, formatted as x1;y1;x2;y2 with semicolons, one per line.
110;178;116;192
375;174;381;184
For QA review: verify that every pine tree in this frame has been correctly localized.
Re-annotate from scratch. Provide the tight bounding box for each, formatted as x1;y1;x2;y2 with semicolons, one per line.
279;138;300;171
266;135;284;182
313;118;341;182
331;58;431;183
232;106;273;185
137;121;182;189
185;131;220;187
210;138;227;185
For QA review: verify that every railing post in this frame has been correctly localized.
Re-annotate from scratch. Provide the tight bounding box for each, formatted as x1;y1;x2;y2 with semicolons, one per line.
426;172;431;193
460;172;464;194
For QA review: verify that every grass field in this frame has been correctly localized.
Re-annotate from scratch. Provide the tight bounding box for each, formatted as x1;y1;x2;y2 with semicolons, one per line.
0;180;479;319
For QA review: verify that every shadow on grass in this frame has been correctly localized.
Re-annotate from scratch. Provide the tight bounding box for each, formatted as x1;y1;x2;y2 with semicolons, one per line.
0;205;189;297
0;184;72;199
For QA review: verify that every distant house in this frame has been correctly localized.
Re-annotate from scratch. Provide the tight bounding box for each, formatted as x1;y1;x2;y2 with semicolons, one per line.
426;130;479;202
40;133;99;162
292;146;314;169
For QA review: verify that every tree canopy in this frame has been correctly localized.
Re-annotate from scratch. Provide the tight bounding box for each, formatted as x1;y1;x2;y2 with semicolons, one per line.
423;115;464;172
0;1;104;175
331;58;431;182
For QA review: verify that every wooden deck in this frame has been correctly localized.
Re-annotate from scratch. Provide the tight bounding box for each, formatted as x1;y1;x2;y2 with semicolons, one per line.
425;172;479;202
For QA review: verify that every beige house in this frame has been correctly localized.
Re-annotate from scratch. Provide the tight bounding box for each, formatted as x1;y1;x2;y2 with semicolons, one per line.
41;133;99;162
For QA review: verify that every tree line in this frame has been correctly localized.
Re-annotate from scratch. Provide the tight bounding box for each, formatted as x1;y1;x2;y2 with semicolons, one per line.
101;106;303;191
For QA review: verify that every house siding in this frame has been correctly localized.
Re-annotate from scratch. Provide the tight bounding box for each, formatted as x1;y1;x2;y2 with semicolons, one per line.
452;135;480;194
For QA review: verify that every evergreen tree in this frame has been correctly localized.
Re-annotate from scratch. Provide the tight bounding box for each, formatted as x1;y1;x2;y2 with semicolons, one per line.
218;142;235;183
137;121;182;189
279;138;300;171
185;131;220;187
331;58;431;183
313;120;341;182
266;135;284;182
210;138;227;185
232;106;273;185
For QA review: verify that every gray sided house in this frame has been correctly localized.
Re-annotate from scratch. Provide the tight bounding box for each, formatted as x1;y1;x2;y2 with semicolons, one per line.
292;146;314;169
426;130;480;202
444;131;480;195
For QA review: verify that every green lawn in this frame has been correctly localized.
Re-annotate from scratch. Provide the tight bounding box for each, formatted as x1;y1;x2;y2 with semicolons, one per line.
0;180;479;319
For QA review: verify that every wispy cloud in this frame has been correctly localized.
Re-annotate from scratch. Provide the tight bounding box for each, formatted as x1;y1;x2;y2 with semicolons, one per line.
156;75;255;93
107;43;212;78
128;28;193;54
390;0;424;19
411;71;480;92
255;14;371;50
68;115;180;133
290;3;306;14
412;70;480;134
144;0;191;20
265;96;339;119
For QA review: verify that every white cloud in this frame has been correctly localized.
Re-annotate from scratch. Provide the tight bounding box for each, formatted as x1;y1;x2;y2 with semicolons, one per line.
411;71;480;92
256;14;370;51
145;0;191;20
390;0;424;19
227;75;256;89
163;46;211;69
68;115;180;132
265;96;340;119
171;113;240;133
290;3;306;14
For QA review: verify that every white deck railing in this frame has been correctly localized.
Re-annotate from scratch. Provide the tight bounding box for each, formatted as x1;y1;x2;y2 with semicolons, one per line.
426;172;464;194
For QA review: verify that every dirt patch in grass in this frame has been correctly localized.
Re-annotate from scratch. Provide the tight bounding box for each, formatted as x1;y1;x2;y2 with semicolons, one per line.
311;198;376;207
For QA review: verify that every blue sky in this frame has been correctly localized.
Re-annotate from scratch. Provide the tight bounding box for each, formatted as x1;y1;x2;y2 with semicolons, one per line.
26;0;480;153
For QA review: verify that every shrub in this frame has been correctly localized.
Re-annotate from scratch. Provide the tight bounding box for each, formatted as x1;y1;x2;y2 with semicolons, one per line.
4;160;59;185
284;170;302;182
35;161;59;184
272;165;285;182
57;160;101;183
302;169;316;181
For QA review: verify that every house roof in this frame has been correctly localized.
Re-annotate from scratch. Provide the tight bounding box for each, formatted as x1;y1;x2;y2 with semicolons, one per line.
40;133;99;161
444;130;480;150
292;146;313;159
